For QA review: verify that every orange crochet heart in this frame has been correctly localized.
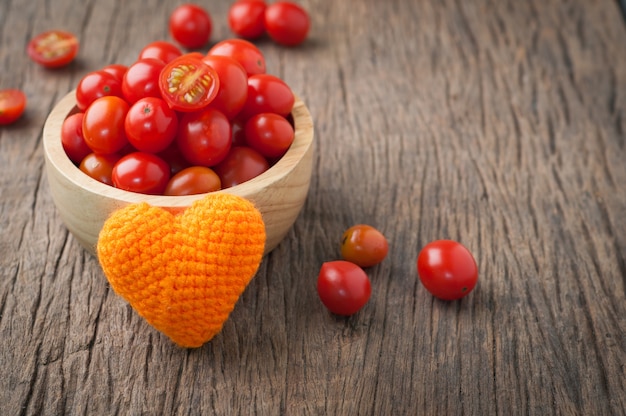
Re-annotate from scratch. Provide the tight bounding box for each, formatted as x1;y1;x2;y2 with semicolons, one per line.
97;193;266;348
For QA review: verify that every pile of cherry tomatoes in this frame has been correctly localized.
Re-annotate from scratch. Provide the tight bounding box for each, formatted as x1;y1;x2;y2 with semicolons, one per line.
63;38;297;195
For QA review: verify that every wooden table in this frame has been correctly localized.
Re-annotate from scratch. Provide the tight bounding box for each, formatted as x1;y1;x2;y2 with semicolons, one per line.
2;0;625;414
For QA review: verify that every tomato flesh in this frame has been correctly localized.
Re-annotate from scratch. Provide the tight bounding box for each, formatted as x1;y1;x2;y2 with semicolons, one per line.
0;89;27;125
159;57;220;112
27;30;79;68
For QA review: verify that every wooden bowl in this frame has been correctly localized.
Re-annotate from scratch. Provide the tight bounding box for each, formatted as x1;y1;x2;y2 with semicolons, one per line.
43;91;315;257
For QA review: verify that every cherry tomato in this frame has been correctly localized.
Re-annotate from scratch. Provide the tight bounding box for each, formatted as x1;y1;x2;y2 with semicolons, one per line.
61;112;91;164
169;4;212;49
76;70;123;111
264;2;310;47
122;58;166;104
244;112;294;158
317;260;371;316
101;64;129;82
228;0;267;39
159;56;220;112
177;107;231;166
125;97;178;153
239;74;294;120
417;240;478;301
213;146;269;188
340;224;389;268
138;40;183;64
79;153;121;185
208;38;266;76
27;30;79;68
164;166;221;196
202;55;248;120
112;152;170;195
0;89;27;125
82;96;129;154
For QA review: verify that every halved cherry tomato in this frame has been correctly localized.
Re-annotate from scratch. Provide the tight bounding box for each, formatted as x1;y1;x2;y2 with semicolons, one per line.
27;30;79;68
340;224;389;268
202;55;248;119
76;70;123;111
61;112;91;164
228;0;267;39
244;112;294;158
112;152;170;195
164;166;221;196
176;107;231;166
79;153;121;185
125;97;178;153
82;96;129;154
0;89;27;125
169;4;212;49
138;40;183;64
264;2;310;47
213;146;269;188
208;38;266;76
239;73;294;120
159;56;220;112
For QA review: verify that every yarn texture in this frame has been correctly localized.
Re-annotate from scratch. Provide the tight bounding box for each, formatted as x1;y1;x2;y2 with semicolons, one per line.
97;193;266;348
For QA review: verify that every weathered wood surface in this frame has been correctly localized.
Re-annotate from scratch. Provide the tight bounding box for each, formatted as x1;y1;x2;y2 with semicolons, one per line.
1;0;625;414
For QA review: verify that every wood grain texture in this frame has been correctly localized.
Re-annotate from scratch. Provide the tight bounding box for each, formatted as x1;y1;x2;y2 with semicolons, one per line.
1;0;625;415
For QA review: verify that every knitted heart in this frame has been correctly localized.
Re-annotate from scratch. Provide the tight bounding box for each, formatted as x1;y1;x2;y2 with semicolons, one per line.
97;193;266;348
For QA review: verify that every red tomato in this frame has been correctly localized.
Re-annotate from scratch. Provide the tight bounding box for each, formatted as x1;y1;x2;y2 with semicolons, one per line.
164;166;221;196
317;260;371;316
76;70;123;111
208;38;266;76
159;56;220;112
228;0;267;39
0;89;27;125
169;4;212;49
244;112;294;158
340;224;388;268
122;58;166;104
112;152;171;195
79;153;121;185
82;96;130;154
239;74;294;120
125;97;178;153
265;2;310;46
138;40;183;63
27;30;79;68
176;107;231;166
61;112;91;164
101;64;129;82
213;146;269;188
202;55;248;119
417;240;478;301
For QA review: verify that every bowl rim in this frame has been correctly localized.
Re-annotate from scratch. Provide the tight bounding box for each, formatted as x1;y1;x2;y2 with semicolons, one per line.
43;90;314;207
